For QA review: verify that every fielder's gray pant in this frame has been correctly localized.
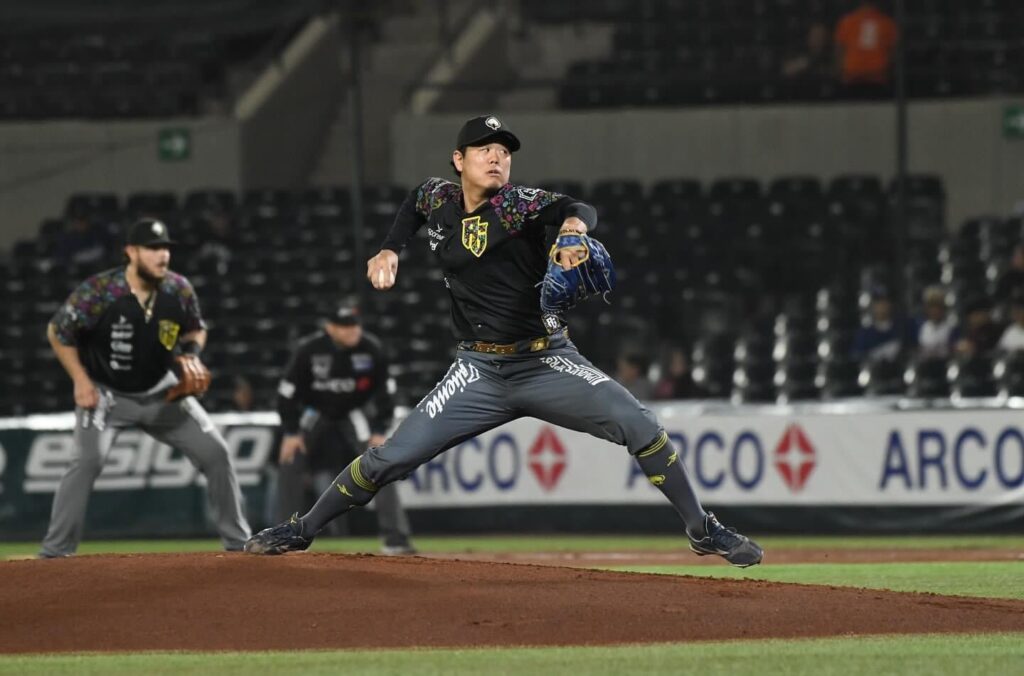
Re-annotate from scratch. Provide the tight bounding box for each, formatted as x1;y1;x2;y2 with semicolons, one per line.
40;389;252;556
359;344;662;486
277;416;411;544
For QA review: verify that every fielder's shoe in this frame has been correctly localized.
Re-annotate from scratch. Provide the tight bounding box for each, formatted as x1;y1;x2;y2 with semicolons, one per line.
687;512;764;568
379;538;417;556
244;513;314;555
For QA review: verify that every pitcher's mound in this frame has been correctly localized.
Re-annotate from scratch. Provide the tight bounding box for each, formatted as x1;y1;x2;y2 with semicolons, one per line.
2;552;1022;653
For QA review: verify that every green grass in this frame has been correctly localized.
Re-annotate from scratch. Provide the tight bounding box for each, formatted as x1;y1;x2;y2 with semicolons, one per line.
612;561;1024;600
3;533;1023;559
1;634;1022;676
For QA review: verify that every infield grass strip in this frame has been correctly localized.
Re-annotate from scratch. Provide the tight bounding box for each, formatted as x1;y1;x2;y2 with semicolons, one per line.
611;561;1024;600
3;534;1023;559
1;633;1022;675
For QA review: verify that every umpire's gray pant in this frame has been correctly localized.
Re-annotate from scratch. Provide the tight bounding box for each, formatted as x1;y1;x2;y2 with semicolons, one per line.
277;416;411;543
359;344;662;486
40;389;252;557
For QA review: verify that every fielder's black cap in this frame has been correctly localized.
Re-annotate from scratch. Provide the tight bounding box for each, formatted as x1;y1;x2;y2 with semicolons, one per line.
456;115;521;152
328;301;362;326
126;218;175;246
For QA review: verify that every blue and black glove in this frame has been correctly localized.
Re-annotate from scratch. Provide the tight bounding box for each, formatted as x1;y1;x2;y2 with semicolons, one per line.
539;232;616;316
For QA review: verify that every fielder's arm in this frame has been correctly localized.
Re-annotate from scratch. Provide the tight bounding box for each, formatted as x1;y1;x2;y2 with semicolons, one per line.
47;322;99;409
178;329;207;352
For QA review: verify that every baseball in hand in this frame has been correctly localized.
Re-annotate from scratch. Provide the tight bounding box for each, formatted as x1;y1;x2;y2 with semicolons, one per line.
378;268;393;288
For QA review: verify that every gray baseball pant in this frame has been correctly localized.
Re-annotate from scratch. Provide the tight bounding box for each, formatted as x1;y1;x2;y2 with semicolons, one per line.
301;343;706;536
363;345;663;483
276;416;411;543
40;389;252;557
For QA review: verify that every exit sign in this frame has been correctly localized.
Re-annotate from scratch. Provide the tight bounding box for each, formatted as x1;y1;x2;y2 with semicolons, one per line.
158;128;191;161
1004;106;1024;139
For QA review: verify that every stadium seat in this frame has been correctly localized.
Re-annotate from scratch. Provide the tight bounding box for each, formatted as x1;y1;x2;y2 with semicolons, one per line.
905;356;951;398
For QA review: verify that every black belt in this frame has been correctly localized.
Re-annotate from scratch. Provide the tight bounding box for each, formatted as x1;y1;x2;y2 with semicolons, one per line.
458;329;568;355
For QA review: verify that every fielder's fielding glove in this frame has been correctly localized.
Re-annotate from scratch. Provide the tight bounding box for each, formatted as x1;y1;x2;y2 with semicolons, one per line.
539;232;616;315
166;354;212;401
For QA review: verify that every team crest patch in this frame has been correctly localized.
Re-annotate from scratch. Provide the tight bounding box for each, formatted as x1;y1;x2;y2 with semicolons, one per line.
158;320;180;351
312;355;333;379
461;216;489;257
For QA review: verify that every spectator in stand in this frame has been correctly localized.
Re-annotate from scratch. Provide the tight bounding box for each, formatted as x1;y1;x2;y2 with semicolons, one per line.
654;347;697;400
852;288;905;363
915;286;958;359
956;296;1002;357
781;21;833;79
232;376;256;412
997;294;1024;353
54;210;109;266
834;1;898;88
615;352;654;401
994;243;1024;311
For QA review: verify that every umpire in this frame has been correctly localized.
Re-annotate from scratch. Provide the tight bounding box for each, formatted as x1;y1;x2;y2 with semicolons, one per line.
275;301;414;554
40;218;251;557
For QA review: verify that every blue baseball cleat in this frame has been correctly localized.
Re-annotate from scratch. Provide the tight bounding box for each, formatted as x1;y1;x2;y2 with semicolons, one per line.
687;512;764;568
244;513;314;555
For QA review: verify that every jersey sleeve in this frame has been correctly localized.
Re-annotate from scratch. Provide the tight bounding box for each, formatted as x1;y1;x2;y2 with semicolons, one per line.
277;343;313;435
49;275;115;346
173;275;206;334
381;178;460;253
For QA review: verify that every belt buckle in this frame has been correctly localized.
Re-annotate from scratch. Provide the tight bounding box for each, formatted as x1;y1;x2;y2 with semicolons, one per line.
495;343;516;355
529;338;549;352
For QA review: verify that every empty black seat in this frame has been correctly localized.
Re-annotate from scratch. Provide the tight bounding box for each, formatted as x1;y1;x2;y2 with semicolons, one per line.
775;360;819;401
906;356;951;398
125;191;177;217
818;357;863;398
861;357;906;396
995;352;1024;397
950;355;997;397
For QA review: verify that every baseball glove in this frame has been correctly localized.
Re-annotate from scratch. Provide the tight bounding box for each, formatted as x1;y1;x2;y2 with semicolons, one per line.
539;232;616;315
166;355;212;401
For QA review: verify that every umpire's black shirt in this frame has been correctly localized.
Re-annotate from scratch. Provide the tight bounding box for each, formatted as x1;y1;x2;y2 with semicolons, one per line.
277;331;393;436
382;179;597;343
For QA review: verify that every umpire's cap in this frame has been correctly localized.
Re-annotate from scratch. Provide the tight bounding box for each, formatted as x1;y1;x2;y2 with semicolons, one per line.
126;218;175;246
456;115;521;152
328;300;362;326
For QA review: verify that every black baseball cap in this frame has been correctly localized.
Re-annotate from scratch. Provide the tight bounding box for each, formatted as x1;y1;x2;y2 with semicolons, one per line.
455;115;521;152
328;301;362;326
126;218;175;247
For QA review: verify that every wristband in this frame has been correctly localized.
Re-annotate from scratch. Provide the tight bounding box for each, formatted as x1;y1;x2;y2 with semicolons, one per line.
180;340;202;356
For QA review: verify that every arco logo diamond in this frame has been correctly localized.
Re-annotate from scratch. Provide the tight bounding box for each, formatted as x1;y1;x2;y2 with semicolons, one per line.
528;427;567;491
774;423;816;492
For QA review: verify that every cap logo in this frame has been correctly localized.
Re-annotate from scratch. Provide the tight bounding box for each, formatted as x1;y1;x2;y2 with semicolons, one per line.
484;116;501;130
152;222;165;236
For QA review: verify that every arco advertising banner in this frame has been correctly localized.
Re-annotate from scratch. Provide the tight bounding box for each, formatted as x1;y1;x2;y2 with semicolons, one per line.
2;404;1023;539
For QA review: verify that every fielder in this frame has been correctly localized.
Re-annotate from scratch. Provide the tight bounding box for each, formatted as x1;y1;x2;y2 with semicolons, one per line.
39;218;251;557
247;115;763;567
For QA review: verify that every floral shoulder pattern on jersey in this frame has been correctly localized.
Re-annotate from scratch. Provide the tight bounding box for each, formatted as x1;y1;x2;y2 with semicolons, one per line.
162;271;206;333
415;178;462;218
51;268;130;345
489;184;565;235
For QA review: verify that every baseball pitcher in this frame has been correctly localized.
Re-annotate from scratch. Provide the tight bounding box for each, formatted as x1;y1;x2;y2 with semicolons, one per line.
247;116;763;567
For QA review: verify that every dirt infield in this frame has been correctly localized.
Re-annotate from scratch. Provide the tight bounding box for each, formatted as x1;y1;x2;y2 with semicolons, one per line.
2;552;1024;654
434;546;1024;567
